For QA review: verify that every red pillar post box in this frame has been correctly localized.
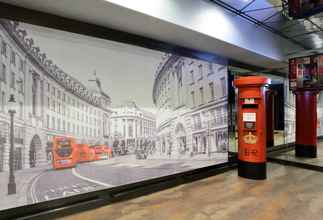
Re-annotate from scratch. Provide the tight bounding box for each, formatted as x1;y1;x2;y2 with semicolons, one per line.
295;90;319;158
234;76;270;180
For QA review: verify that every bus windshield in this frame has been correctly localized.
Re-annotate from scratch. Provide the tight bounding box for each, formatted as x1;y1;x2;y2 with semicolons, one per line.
56;140;73;157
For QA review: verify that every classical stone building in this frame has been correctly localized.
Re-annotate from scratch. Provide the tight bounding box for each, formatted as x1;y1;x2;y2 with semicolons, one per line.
152;54;228;159
0;19;112;171
110;101;156;153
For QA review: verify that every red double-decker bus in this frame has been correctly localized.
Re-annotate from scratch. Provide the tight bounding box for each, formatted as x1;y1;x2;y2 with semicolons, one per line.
52;136;78;169
91;145;113;161
78;144;96;163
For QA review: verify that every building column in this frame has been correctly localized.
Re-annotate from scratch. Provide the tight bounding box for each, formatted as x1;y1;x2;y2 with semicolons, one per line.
295;90;319;158
125;119;128;150
40;79;44;118
134;119;137;138
140;118;143;137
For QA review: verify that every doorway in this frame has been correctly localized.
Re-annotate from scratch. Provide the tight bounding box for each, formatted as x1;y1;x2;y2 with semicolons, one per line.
228;67;286;152
14;147;22;170
29;135;41;168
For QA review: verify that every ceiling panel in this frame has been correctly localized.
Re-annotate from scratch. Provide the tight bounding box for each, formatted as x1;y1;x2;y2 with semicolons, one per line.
246;10;281;21
222;0;255;10
219;0;323;53
283;22;319;37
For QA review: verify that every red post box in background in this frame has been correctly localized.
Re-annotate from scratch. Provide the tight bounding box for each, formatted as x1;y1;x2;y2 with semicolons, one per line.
234;76;270;180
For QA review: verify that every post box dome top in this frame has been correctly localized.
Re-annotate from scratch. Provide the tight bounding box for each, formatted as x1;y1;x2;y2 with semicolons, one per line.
234;76;271;87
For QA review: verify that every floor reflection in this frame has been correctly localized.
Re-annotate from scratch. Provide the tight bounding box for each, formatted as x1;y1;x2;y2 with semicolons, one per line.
270;140;323;167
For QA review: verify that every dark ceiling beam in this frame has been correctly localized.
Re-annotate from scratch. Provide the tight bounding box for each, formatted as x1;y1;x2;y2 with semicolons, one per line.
232;66;287;76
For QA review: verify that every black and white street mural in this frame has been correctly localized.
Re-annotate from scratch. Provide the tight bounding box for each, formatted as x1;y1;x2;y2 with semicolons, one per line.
0;19;228;210
284;80;296;143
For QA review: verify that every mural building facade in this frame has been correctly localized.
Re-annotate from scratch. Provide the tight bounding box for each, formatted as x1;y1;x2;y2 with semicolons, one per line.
0;19;229;211
0;20;112;172
152;54;228;159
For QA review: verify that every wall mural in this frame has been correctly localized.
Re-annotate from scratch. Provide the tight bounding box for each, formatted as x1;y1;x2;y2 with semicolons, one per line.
0;19;228;210
284;80;296;143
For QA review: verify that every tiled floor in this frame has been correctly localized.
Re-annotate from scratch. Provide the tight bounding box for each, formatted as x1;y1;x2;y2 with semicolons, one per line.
272;141;323;167
57;163;323;220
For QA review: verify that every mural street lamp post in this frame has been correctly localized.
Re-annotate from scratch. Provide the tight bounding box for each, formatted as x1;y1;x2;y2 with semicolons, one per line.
8;94;16;195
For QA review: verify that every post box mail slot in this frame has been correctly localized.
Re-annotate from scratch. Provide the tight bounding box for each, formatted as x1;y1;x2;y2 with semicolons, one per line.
242;104;258;109
244;122;256;130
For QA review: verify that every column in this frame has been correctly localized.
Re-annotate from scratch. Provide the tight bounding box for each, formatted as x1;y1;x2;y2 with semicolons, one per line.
125;119;128;151
295;90;319;158
40;79;44;119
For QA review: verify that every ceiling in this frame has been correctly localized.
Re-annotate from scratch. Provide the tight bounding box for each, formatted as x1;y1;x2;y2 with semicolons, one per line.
0;0;320;74
0;0;299;71
212;0;323;57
